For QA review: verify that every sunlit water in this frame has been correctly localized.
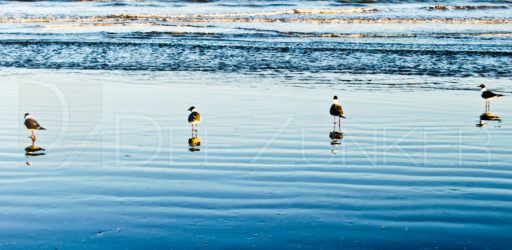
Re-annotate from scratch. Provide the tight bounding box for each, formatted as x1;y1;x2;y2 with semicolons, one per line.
1;0;512;248
1;69;511;248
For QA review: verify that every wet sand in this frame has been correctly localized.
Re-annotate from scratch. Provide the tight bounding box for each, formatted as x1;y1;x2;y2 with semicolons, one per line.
0;69;511;248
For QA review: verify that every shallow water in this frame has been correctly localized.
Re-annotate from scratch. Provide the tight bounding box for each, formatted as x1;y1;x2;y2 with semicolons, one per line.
1;0;512;248
1;69;512;248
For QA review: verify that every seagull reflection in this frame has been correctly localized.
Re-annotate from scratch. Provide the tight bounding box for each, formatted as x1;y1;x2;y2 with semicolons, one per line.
188;136;201;152
25;145;45;155
329;123;344;154
25;145;46;165
476;112;501;127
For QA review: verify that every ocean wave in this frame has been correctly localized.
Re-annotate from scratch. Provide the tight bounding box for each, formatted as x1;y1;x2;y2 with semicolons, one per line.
217;3;297;8
100;30;512;39
280;32;512;38
338;0;512;2
41;23;170;28
2;15;512;25
0;39;511;78
2;5;512;25
2;1;511;28
0;8;379;23
0;7;375;23
427;5;510;10
16;30;509;40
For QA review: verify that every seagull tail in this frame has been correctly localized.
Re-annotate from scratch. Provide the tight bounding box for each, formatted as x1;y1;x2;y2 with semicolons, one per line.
498;94;505;97
39;127;46;130
340;115;346;119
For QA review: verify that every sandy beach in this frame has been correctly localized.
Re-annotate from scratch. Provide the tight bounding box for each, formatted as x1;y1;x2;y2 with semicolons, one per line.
0;68;511;248
2;0;512;248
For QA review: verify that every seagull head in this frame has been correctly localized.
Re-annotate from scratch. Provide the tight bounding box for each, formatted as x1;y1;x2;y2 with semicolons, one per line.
188;106;196;112
477;84;486;89
333;96;339;104
24;113;31;119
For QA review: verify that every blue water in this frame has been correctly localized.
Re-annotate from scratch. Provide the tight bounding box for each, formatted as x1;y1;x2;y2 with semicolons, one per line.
1;0;512;82
1;0;512;249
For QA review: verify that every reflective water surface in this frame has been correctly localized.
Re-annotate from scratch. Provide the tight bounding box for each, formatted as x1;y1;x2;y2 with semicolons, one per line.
1;69;511;248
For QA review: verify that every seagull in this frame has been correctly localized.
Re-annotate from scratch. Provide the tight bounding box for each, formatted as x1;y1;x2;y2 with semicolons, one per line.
24;113;46;143
188;106;201;133
330;96;345;125
477;84;504;111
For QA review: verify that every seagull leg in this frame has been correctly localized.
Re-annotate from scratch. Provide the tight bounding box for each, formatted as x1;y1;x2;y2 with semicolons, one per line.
338;117;341;131
31;130;36;143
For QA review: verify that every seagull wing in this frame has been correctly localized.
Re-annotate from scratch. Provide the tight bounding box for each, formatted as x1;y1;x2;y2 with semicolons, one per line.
188;112;201;123
330;104;344;116
329;104;337;116
25;118;43;130
336;104;344;116
482;90;503;99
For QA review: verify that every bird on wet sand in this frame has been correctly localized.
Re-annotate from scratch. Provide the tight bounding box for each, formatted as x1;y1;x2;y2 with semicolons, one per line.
24;113;46;143
330;96;345;126
477;84;504;111
188;106;201;134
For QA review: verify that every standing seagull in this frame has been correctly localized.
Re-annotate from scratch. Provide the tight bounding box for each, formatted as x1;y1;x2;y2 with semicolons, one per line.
188;106;201;134
24;113;46;143
477;84;504;111
330;96;345;126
